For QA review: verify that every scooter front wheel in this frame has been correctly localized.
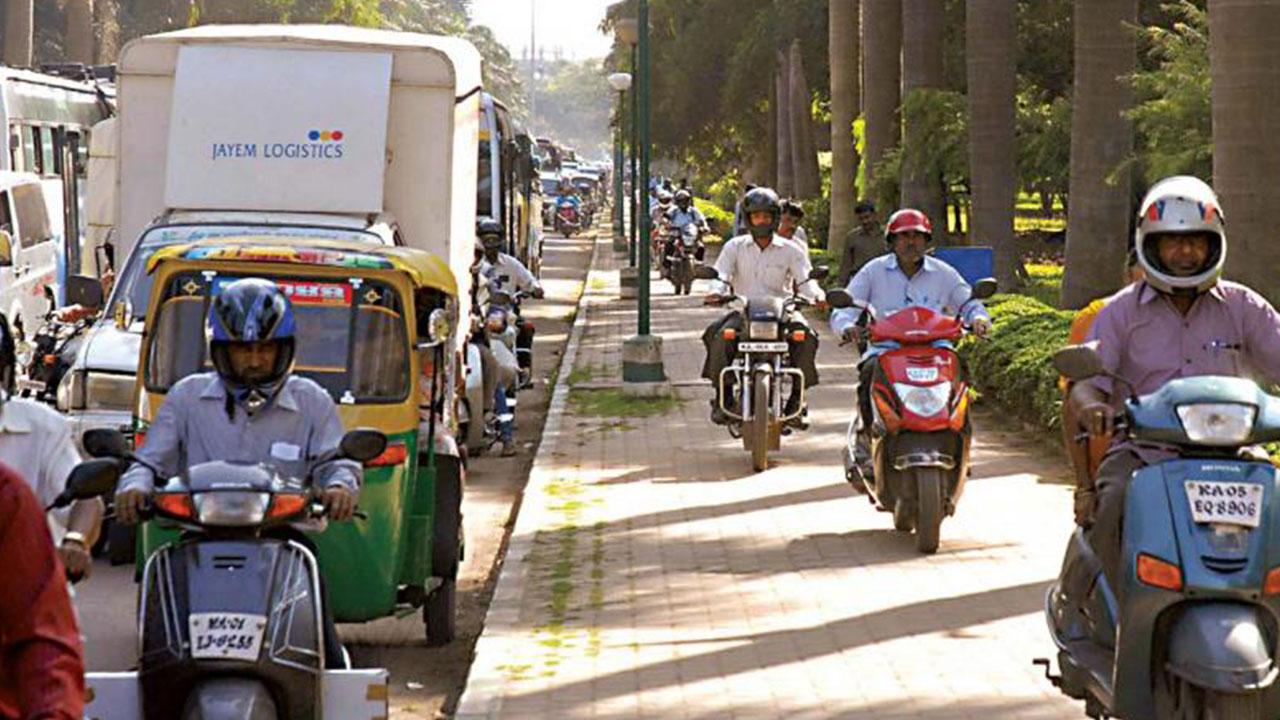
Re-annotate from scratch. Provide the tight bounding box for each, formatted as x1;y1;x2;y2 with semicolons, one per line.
914;468;943;554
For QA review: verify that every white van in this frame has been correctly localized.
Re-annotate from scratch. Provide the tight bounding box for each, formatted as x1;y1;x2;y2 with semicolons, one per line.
0;172;58;339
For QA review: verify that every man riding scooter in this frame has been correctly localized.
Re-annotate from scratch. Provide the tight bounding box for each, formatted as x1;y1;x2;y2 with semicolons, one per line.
478;218;544;389
114;278;360;670
1069;176;1280;597
661;189;710;278
701;186;823;430
831;209;992;479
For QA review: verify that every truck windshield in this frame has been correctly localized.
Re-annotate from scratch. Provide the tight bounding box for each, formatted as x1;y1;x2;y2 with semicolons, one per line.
109;224;381;323
145;272;410;404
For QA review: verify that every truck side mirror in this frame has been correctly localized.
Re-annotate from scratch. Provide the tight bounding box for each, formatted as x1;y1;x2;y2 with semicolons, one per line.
0;230;12;266
66;274;104;309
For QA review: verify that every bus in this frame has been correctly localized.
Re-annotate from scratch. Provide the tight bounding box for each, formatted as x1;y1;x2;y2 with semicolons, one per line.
0;65;114;338
478;93;542;277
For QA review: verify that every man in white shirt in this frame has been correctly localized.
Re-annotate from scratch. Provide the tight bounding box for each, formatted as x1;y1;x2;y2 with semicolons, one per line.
778;199;809;249
701;187;825;427
477;219;544;387
0;392;101;581
830;208;992;474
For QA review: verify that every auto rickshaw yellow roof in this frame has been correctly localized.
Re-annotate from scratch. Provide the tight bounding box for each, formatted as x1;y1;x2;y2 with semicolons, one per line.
146;236;458;296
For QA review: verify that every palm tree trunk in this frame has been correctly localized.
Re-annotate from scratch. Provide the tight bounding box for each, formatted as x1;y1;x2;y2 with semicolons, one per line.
1211;0;1280;307
789;39;821;200
829;0;860;261
94;0;120;64
862;0;901;199
1060;0;1137;309
762;73;779;188
901;0;947;240
66;0;95;63
967;0;1021;290
4;0;33;67
775;48;795;196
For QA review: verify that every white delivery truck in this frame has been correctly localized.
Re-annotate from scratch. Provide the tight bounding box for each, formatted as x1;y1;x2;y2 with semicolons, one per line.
61;25;482;455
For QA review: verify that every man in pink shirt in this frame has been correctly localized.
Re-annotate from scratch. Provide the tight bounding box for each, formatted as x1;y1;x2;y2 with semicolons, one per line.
1071;176;1280;592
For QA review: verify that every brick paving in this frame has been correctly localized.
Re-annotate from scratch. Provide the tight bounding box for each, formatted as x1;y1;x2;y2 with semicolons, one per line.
458;237;1084;719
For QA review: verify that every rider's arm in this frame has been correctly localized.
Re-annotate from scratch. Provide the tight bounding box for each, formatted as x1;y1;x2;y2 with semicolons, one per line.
947;276;992;324
0;471;84;720
791;246;824;303
1236;286;1280;385
308;394;361;497
710;239;738;296
507;257;542;296
118;383;190;494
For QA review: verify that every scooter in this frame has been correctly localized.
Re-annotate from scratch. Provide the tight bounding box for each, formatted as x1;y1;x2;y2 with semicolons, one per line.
827;279;996;554
81;428;392;720
555;203;581;237
695;264;828;472
1039;344;1280;719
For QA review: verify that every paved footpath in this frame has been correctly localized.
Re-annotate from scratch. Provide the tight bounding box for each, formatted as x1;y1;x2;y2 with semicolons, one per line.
458;238;1084;719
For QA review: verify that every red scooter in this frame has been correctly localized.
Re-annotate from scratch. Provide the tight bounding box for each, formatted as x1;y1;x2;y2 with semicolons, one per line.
828;279;995;553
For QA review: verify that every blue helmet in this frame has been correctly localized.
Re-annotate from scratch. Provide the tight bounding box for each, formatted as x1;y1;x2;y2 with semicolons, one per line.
208;278;296;400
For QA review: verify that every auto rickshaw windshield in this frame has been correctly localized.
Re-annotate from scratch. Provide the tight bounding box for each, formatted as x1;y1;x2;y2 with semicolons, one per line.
145;271;410;403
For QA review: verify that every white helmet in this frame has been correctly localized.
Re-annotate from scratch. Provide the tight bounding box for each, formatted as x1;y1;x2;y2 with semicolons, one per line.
1134;175;1225;295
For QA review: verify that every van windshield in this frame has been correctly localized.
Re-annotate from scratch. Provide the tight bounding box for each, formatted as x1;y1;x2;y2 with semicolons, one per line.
109;224;381;323
145;272;410;404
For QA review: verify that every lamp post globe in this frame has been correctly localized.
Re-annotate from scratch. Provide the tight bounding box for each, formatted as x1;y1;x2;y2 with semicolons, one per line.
607;72;633;92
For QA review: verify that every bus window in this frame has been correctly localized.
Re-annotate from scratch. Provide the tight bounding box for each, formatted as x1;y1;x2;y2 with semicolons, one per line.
40;128;56;177
12;183;51;247
20;126;36;174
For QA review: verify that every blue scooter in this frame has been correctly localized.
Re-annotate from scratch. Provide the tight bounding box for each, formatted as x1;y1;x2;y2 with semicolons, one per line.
1040;344;1280;719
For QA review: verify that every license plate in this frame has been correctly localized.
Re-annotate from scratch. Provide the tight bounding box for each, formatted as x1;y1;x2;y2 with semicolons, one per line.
189;613;267;661
906;366;939;383
738;341;788;352
1185;481;1264;528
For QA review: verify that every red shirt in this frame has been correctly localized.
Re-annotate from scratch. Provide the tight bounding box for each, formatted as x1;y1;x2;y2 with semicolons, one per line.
0;463;84;720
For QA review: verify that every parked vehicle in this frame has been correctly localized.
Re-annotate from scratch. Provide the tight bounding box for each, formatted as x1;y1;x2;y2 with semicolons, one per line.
828;279;996;554
478;93;542;278
1039;344;1280;720
81;428;391;720
695;264;828;472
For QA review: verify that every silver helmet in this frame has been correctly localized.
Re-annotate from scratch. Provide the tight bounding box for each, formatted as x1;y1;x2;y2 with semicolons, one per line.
1134;176;1225;295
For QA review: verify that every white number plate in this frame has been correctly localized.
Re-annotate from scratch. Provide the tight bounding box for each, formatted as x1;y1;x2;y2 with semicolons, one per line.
189;613;267;661
906;366;939;383
738;341;788;352
1185;481;1264;528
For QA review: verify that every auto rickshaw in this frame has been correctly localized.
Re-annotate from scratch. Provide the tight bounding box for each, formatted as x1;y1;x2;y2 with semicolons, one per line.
134;237;466;644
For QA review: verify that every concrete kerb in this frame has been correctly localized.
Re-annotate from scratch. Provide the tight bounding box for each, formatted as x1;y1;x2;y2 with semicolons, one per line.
454;231;604;720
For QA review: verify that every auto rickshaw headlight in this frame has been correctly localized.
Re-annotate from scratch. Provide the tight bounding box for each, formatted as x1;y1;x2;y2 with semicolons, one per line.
429;308;453;344
193;491;270;526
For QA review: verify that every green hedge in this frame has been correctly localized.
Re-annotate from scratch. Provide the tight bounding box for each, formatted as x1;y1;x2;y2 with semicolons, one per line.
695;198;734;240
958;294;1074;432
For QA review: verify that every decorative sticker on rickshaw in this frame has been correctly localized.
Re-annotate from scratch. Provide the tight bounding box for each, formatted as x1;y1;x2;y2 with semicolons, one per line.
184;245;394;270
210;277;351;306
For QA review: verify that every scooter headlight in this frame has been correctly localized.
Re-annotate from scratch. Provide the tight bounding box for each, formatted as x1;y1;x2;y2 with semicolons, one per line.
193;491;270;526
893;382;952;417
1176;403;1256;445
748;321;779;340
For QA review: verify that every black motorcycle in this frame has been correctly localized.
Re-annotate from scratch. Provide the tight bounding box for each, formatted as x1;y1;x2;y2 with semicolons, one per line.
17;275;103;405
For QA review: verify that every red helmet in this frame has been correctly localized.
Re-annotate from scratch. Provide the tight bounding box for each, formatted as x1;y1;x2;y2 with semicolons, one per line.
885;208;933;245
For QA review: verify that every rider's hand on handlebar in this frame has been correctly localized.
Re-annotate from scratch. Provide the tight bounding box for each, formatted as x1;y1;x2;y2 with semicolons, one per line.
114;488;149;525
59;539;92;581
532;287;546;300
1078;401;1116;438
704;293;723;306
322;486;357;522
971;316;993;338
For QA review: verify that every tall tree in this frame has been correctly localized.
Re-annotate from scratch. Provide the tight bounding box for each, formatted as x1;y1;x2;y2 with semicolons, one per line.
4;0;33;66
1060;0;1138;309
829;0;860;259
967;0;1020;289
1211;0;1280;307
900;0;947;238
95;0;120;64
862;0;901;195
788;38;821;199
65;0;94;63
775;48;795;196
760;74;779;187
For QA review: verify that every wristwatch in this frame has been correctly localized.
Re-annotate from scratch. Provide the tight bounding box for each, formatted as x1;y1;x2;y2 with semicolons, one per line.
62;531;88;548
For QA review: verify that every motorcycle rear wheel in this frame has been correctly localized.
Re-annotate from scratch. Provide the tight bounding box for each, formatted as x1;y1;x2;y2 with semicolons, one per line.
914;468;943;554
751;374;770;472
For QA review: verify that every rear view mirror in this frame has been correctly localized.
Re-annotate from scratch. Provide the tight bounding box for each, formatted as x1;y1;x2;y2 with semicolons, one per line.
341;429;388;464
809;266;830;281
1054;343;1106;382
66;274;104;309
826;289;854;309
48;458;121;510
693;265;719;281
83;428;130;459
971;278;998;301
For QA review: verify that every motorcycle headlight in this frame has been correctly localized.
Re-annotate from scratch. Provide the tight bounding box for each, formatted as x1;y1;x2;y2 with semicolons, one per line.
748;321;779;340
84;372;137;412
893;382;952;417
193;491;270;526
1176;403;1256;446
57;369;85;411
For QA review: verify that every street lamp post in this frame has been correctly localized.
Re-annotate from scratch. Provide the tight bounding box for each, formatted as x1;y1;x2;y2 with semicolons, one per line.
614;19;639;270
608;72;632;255
621;0;664;383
